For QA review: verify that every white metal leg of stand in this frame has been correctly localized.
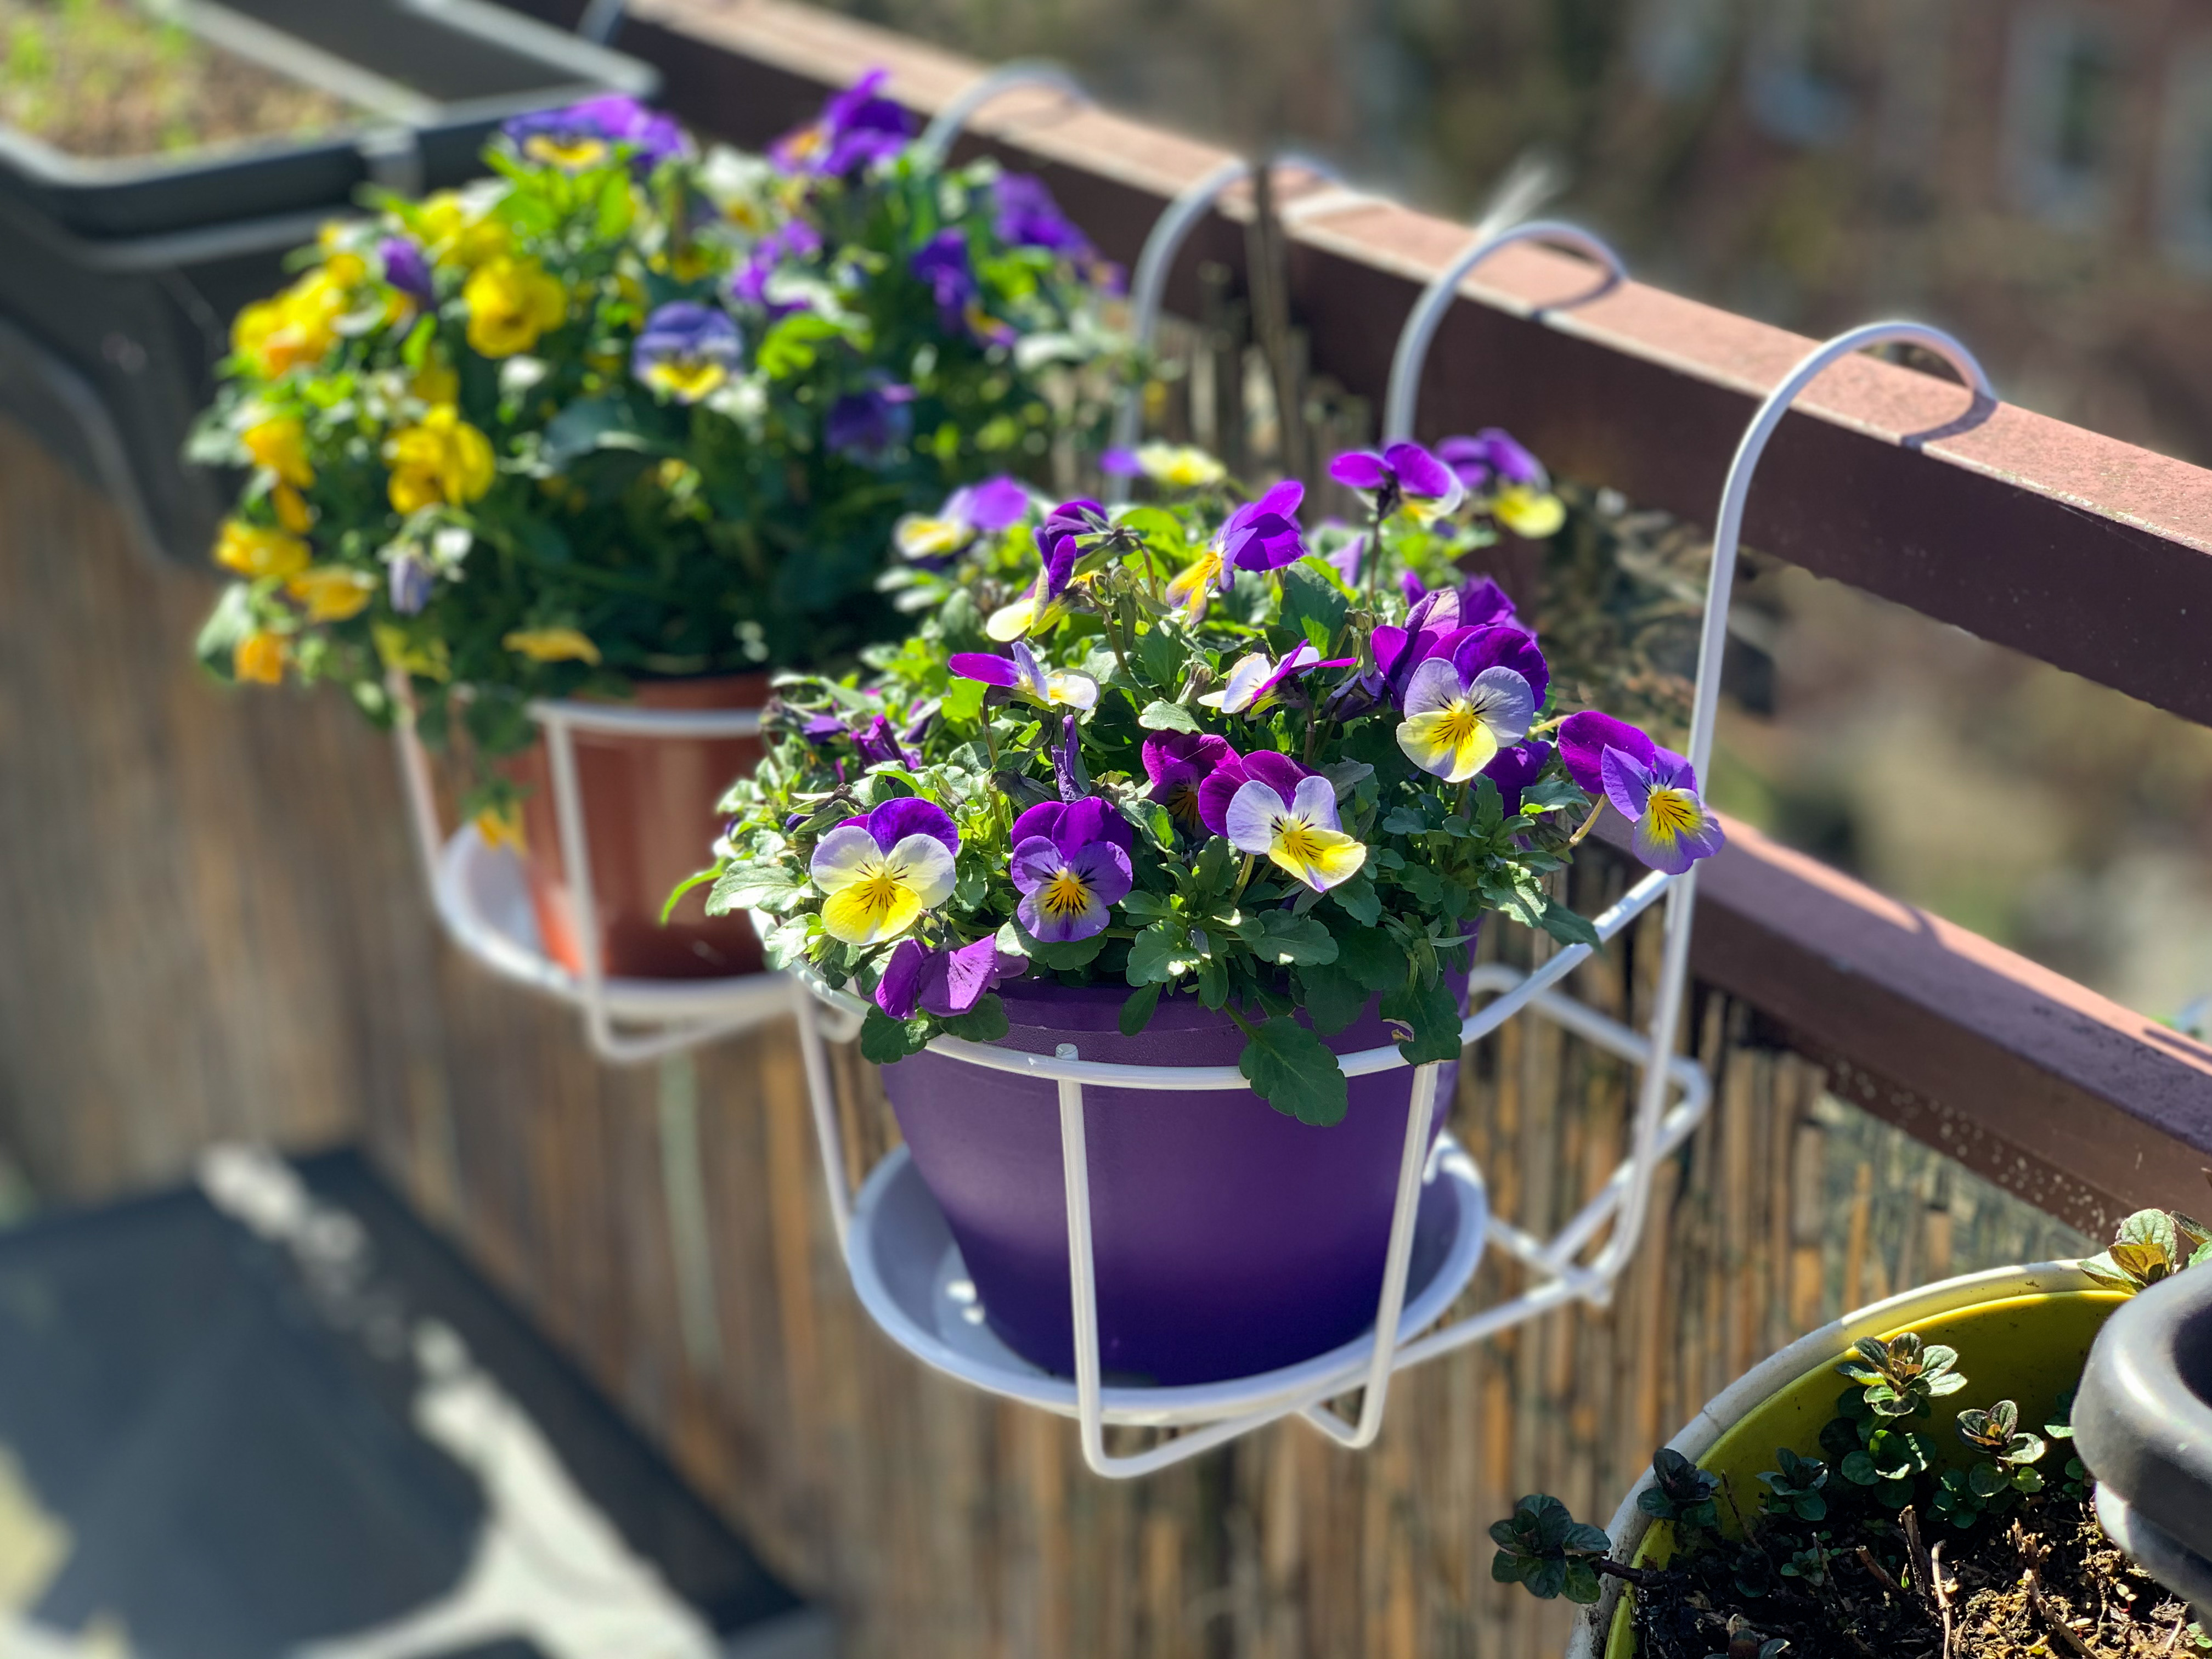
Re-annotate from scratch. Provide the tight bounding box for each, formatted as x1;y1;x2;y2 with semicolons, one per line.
387;682;793;1065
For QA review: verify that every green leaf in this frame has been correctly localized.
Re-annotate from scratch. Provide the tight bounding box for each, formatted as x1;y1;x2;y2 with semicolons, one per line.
194;583;256;678
1139;699;1199;733
662;865;719;923
943;676;987;724
1537;898;1602;948
1137;619;1187;687
757;312;848;379
1489;1550;1528;1585
1331;924;1409;995
1239;1019;1349;1126
1562;1562;1602;1605
1383;973;1463;1065
1239;911;1339;966
1119;981;1165;1036
1126;921;1190;985
594;168;634;239
939;995;1011;1043
1328;873;1382;926
1278;561;1347;650
1298;963;1370;1036
543;396;657;466
706;861;807;916
1022;929;1108;972
860;1008;927;1064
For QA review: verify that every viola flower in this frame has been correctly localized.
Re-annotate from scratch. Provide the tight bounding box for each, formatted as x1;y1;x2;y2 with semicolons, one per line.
243;416;314;489
1100;443;1226;490
462;256;566;358
215;520;309;582
810;797;960;946
1375;618;1549;712
727;221;824;317
503;627;601;665
1194;748;1311;837
1010;797;1135;943
849;714;919;769
1328;441;1466;524
286;565;375;622
1199;643;1343;715
1482;739;1554;817
995;173;1096;260
985;529;1078;640
1401;572;1518;631
772;67;914;178
503;96;689;175
910;230;978;330
948;639;1098;712
379;238;435;306
894;476;1030;562
386;548;435;616
1224;774;1367;893
1439;428;1566;539
631;303;743;403
233;630;288;685
825;380;916;460
1325;530;1367;587
1142;731;1236;834
1556;711;1657;794
1396;657;1536;782
1604;749;1726;876
384;404;496;514
875;935;1028;1019
1166;478;1309;622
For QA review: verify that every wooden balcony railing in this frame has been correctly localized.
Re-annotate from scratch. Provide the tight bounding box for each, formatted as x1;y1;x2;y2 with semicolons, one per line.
522;0;2212;1234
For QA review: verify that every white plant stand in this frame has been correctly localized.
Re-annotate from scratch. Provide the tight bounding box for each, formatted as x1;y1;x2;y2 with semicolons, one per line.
391;692;797;1065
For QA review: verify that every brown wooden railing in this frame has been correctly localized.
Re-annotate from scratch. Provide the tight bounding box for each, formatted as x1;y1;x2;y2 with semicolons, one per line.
523;0;2212;1233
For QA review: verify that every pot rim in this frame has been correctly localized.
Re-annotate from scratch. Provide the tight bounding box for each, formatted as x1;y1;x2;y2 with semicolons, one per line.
1566;1259;2105;1659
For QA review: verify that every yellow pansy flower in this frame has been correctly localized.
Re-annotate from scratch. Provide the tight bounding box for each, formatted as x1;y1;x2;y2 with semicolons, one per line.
273;484;315;534
383;405;496;514
473;803;525;851
234;630;289;685
232;267;351;379
419;193;509;271
372;623;451;681
464;257;567;358
242;416;314;488
286;565;375;622
1492;486;1566;540
503;627;601;665
410;356;459;407
213;520;311;582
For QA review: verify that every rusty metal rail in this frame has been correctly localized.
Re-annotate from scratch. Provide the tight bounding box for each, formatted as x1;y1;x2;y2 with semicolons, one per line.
504;0;2212;1227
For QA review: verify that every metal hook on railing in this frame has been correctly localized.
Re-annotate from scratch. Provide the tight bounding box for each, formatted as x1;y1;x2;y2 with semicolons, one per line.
1109;150;1350;454
1381;219;1627;444
1582;321;1994;1288
573;0;625;46
914;61;1088;166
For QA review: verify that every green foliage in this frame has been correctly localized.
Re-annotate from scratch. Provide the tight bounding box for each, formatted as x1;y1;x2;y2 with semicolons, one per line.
2044;1389;2090;1500
2080;1207;2212;1291
1637;1447;1721;1532
1933;1398;2047;1527
1756;1448;1829;1522
1488;1495;1613;1604
1836;1332;1966;1419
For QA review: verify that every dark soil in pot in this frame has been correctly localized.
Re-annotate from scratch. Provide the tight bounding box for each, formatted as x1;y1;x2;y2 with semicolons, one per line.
879;971;1466;1387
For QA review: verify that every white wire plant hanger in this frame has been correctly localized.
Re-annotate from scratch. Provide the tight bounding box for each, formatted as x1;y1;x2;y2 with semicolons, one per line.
786;190;1996;1474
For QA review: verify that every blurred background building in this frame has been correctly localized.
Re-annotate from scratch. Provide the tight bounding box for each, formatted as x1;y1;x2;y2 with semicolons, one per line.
822;0;2212;1028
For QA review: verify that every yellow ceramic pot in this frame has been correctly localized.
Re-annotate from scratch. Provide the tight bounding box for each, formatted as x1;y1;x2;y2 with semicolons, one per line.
1567;1262;2121;1659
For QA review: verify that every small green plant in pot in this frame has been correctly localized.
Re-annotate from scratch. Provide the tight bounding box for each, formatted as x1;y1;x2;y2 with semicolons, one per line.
1496;1205;2212;1658
189;74;1126;977
693;436;1724;1385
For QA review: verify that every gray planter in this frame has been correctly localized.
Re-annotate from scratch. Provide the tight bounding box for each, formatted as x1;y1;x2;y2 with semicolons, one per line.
2075;1265;2212;1627
0;0;654;563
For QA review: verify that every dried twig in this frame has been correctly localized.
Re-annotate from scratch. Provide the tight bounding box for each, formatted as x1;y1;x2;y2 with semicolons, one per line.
1901;1507;1937;1613
1855;1545;1903;1596
1930;1540;1954;1659
2162;1605;2191;1654
2017;1523;2099;1659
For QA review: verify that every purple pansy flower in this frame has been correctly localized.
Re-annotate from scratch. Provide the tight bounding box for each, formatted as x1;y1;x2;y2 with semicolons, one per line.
809;796;960;945
949;639;1098;711
772;67;914;177
893;476;1030;563
728;221;824;317
379;237;433;305
1554;712;1725;875
1325;529;1368;586
1142;731;1237;835
994;173;1093;257
849;714;921;769
826;379;916;460
1374;618;1549;712
1556;711;1657;793
874;934;1028;1019
1010;797;1135;943
1482;739;1554;817
1199;642;1350;716
388;550;433;616
504;95;689;176
985;527;1080;640
1223;772;1367;893
1395;654;1537;783
631;302;743;404
1195;749;1314;838
1437;430;1545;493
1328;441;1467;521
1163;478;1307;622
911;229;975;324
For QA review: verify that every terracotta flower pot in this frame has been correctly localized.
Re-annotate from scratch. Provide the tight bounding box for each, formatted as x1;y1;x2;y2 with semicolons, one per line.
504;673;768;981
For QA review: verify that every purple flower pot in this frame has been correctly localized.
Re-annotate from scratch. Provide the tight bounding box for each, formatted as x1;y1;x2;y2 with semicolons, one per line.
878;973;1466;1386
